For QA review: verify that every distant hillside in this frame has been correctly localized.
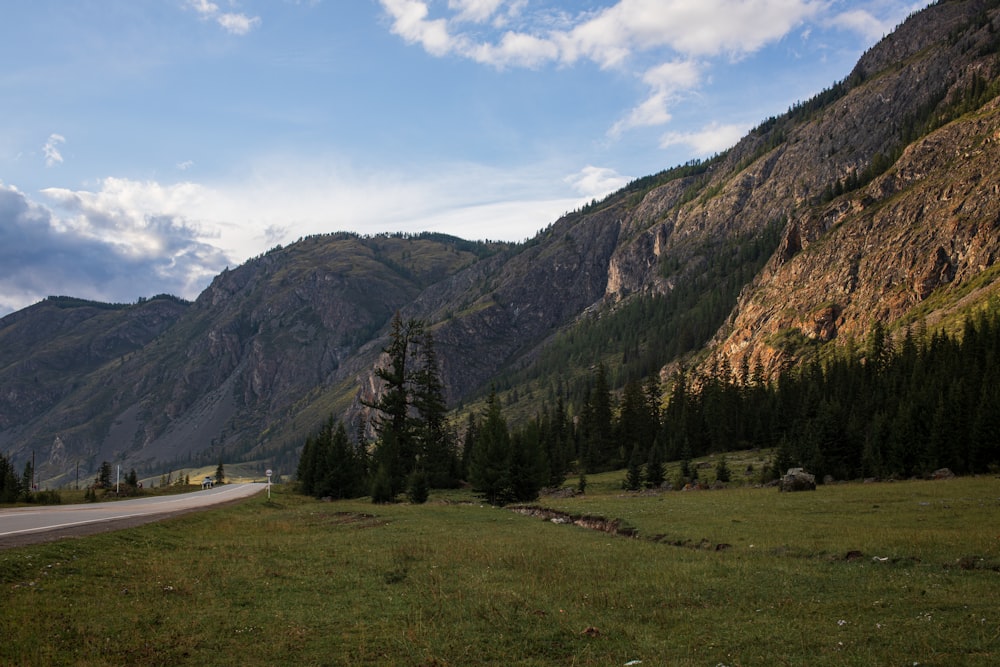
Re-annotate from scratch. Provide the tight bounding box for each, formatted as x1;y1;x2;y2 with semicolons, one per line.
4;0;1000;486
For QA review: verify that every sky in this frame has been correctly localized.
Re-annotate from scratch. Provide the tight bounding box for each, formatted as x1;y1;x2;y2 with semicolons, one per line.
0;0;930;315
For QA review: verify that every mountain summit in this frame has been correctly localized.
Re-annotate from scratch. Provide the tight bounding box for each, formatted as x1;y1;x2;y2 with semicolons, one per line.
3;0;1000;484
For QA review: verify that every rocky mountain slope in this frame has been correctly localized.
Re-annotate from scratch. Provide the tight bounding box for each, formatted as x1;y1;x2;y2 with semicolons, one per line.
3;0;1000;485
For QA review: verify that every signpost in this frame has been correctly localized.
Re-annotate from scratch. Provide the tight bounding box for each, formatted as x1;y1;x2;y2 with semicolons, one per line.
265;469;272;500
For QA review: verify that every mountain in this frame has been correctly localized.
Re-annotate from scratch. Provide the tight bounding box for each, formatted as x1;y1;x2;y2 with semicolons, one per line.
4;0;1000;485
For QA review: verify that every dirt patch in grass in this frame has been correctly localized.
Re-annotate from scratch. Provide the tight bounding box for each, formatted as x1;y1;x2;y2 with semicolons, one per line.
327;511;387;528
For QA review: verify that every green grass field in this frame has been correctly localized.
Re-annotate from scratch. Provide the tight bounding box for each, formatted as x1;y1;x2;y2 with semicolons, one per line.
2;473;998;666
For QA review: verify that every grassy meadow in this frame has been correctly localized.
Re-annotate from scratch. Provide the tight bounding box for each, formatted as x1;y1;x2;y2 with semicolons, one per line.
1;470;998;666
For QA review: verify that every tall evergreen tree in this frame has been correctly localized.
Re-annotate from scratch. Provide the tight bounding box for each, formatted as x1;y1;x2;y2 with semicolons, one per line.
617;379;654;467
368;312;423;495
21;460;34;498
98;461;112;489
469;389;512;505
645;437;665;488
624;444;643;490
0;454;21;502
581;364;616;472
411;328;458;487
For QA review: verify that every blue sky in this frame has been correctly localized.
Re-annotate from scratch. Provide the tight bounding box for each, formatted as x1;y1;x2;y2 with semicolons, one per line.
0;0;929;314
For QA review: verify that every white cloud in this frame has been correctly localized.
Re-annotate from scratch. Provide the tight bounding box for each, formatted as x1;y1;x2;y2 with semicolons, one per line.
659;121;749;156
217;13;262;35
380;0;822;69
470;31;560;68
377;0;822;139
29;157;580;283
0;181;227;314
565;165;630;199
42;178;219;259
43;134;66;167
187;0;218;17
828;8;893;41
611;60;702;135
381;0;459;57
177;160;195;171
185;0;261;35
448;0;505;24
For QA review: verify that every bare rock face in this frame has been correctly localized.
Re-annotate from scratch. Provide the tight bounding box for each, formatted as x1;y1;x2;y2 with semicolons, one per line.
713;96;1000;378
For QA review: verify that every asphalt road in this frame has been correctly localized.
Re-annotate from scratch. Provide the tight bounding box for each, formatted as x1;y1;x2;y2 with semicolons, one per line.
0;483;266;549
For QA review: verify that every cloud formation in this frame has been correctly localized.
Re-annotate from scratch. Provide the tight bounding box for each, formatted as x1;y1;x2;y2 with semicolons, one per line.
185;0;261;35
0;155;589;314
0;182;229;315
380;0;825;68
659;122;750;157
43;134;66;167
377;0;910;139
566;165;630;199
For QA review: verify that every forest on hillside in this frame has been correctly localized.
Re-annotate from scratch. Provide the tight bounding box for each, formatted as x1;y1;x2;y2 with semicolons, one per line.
298;301;1000;504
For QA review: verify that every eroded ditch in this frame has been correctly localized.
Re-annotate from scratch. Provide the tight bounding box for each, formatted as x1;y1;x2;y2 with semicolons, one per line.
507;504;733;551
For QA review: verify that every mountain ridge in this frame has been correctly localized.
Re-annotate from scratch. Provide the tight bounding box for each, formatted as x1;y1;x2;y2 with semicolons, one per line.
4;0;1000;485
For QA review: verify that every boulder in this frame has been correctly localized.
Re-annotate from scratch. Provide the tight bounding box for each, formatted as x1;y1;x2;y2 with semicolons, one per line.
780;468;817;492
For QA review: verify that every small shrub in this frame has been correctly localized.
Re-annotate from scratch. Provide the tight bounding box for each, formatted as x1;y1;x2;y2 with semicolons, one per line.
406;470;429;504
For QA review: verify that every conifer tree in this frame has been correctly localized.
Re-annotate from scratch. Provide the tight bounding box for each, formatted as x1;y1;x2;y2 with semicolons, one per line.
369;313;419;494
617;379;652;467
714;454;731;483
581;364;615;472
98;461;112;489
370;463;394;504
411;328;457;488
624;444;643;490
469;389;512;505
0;454;20;502
508;429;545;502
406;468;429;504
21;460;34;499
644;438;665;488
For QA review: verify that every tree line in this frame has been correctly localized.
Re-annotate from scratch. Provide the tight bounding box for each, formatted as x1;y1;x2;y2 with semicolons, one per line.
296;313;575;506
658;309;1000;483
298;303;1000;505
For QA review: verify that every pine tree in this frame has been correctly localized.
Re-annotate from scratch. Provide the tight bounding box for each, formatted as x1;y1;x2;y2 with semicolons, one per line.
215;459;225;485
508;430;544;502
411;328;457;488
644;438;665;488
297;433;319;495
370;463;394;504
367;312;422;494
406;468;429;504
714;454;731;483
624;444;643;490
20;460;34;500
617;379;649;465
469;389;512;505
0;454;21;503
581;364;615;472
98;461;112;489
460;412;476;481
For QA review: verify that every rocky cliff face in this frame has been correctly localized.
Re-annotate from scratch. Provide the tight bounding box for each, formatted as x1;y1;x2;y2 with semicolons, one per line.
714;97;1000;377
596;0;1000;378
4;0;1000;484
